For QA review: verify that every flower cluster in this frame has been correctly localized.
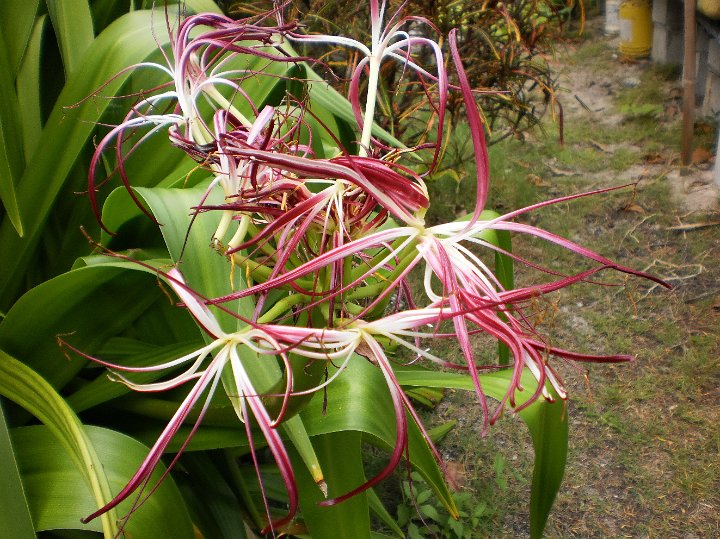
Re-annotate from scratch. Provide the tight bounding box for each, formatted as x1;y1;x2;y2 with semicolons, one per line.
83;2;667;534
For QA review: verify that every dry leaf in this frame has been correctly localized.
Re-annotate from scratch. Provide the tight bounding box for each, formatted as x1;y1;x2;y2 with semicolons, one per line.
589;140;612;153
444;461;468;490
623;203;646;214
526;173;550;186
691;147;713;164
643;152;665;164
546;164;575;177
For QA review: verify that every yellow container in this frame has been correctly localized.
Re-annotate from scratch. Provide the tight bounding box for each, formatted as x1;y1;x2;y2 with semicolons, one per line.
698;0;720;20
618;0;653;58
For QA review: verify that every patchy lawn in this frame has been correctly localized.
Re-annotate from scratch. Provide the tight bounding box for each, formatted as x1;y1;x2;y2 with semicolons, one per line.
412;16;719;539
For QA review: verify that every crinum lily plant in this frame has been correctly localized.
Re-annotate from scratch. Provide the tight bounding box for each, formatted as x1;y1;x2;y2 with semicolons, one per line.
76;2;667;536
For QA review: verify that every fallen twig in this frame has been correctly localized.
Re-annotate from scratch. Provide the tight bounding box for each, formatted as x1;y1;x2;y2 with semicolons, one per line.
667;221;720;231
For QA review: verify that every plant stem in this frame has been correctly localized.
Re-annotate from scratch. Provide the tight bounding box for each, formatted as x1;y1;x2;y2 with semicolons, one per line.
359;55;381;156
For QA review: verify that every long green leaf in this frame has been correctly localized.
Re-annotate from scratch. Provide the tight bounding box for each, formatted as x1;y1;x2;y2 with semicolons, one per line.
294;432;371;539
184;0;223;13
12;425;194;537
300;355;457;518
0;403;36;539
16;15;46;161
0;42;25;235
494;224;514;364
0;349;118;538
526;385;567;539
0;0;41;76
0;264;161;389
46;0;95;76
0;9;177;310
178;453;249;539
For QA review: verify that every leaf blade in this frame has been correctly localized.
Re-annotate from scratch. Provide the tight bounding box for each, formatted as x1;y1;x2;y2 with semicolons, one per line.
0;9;176;309
0;0;41;76
46;0;95;77
0;349;118;537
12;425;194;537
0;403;36;539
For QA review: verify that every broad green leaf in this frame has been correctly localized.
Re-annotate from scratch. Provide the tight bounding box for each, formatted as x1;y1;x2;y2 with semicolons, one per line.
12;425;194;538
0;403;35;539
395;367;568;538
493;225;514;365
0;9;178;310
133;424;249;453
0;0;41;76
0;264;160;389
526;385;567;539
46;0;95;76
0;349;118;537
294;432;371;539
0;42;25;235
132;184;245;322
300;355;457;518
184;0;223;13
91;0;141;34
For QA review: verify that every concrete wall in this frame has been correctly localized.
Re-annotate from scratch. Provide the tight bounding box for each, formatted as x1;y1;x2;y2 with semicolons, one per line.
652;0;685;64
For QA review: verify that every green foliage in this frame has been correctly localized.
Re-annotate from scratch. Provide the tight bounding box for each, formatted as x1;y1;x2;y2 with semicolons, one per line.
394;472;495;539
0;2;575;538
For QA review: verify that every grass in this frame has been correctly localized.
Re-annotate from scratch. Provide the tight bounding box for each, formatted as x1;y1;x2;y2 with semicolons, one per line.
400;20;719;539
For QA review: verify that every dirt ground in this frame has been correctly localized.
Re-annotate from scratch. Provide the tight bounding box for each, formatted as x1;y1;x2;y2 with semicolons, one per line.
559;22;720;215
428;16;720;539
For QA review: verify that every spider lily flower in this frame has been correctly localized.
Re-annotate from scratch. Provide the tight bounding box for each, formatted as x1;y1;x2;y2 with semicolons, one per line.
88;11;312;231
80;3;673;529
286;0;448;159
206;184;669;432
199;149;430;237
79;269;299;534
72;266;445;527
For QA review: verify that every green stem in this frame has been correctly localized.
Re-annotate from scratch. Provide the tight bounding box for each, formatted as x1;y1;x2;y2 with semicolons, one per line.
349;236;419;283
257;293;307;324
345;248;418;301
359;55;381;156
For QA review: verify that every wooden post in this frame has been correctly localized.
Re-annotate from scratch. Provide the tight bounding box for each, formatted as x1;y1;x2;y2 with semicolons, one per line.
681;0;696;166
